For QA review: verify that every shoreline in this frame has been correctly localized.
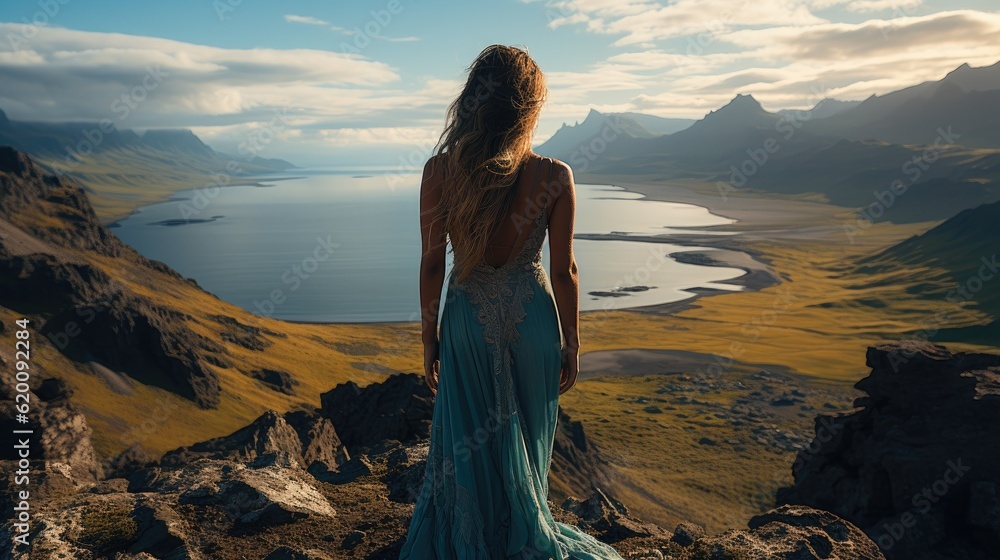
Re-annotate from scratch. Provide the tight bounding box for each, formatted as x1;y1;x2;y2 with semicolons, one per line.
281;180;787;326
111;175;787;327
101;174;306;227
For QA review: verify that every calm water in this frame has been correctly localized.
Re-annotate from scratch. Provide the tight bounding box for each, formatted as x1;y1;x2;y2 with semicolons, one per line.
112;169;745;322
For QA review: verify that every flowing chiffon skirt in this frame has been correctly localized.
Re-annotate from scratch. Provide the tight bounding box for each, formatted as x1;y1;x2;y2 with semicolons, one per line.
399;255;625;559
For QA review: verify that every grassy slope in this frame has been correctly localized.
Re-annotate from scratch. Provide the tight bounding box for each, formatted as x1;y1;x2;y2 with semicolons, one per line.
31;147;293;225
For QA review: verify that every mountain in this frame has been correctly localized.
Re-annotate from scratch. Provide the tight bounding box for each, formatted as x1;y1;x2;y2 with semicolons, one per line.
611;111;695;136
807;61;1000;147
0;109;295;223
536;109;665;160
856;200;1000;340
737;136;1000;221
777;98;861;120
546;83;1000;222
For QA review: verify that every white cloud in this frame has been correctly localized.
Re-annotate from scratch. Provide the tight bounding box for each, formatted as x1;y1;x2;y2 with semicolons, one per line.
539;0;828;45
284;14;330;26
810;0;922;14
319;126;440;146
0;25;417;128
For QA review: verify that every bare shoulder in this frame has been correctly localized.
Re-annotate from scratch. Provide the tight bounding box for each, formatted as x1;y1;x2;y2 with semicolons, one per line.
543;157;575;200
424;153;446;177
421;154;446;192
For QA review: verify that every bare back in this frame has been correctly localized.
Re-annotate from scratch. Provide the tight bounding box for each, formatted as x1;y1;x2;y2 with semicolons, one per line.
482;154;555;269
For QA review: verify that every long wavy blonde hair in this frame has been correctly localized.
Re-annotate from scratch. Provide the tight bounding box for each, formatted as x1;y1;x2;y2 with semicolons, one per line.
425;44;547;284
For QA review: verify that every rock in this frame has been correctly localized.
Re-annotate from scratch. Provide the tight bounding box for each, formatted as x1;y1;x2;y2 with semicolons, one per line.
220;466;337;534
967;481;1000;541
0;372;102;484
685;505;885;559
561;491;664;544
129;500;196;559
381;442;429;503
265;546;333;560
342;530;366;549
551;408;617;503
671;522;706;546
106;444;158;479
250;368;298;395
778;341;1000;559
161;409;348;471
319;373;434;454
90;478;131;494
283;409;350;469
310;456;372;485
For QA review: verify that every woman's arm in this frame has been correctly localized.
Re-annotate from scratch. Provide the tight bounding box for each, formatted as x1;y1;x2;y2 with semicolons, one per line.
418;156;447;393
546;160;580;394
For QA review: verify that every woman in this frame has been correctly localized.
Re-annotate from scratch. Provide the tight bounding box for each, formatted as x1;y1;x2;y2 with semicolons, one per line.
399;44;625;559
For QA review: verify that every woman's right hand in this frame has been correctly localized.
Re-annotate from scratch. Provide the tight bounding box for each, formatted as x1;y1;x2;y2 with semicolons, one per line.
559;345;579;395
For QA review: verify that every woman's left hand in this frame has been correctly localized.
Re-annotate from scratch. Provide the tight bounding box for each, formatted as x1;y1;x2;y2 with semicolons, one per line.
423;343;440;394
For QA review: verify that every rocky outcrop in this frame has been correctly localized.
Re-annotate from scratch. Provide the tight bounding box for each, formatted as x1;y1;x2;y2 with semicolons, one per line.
669;505;885;560
161;409;348;471
41;292;222;408
319;372;435;454
0;375;102;482
1;369;889;560
778;341;1000;559
552;407;617;499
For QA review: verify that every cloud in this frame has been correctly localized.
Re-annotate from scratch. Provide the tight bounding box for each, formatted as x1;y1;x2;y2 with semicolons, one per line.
538;0;828;45
284;14;330;26
0;24;438;130
318;126;440;146
810;0;922;14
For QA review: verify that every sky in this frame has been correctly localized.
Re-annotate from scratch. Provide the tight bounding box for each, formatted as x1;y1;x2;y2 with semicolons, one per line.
0;0;998;165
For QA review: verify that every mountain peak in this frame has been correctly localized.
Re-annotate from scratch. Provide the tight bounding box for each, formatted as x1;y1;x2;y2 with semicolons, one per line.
703;93;770;121
724;93;764;111
0;107;9;128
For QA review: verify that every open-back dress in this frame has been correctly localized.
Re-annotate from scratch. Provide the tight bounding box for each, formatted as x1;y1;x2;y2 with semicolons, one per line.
399;157;625;559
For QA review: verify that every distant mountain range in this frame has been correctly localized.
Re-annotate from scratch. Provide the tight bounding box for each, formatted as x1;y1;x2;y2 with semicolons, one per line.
807;61;1000;147
0;108;294;222
536;109;694;167
537;61;1000;223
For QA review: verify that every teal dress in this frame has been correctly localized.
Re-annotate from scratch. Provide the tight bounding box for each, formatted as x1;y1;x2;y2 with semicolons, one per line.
400;160;625;559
